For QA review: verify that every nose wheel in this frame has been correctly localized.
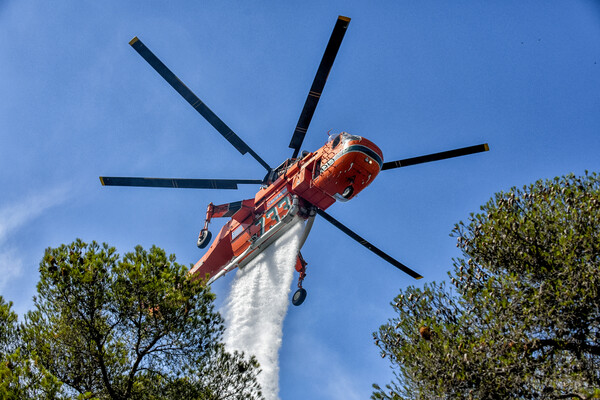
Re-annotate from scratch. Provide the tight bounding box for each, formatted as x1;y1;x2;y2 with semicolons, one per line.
342;185;354;199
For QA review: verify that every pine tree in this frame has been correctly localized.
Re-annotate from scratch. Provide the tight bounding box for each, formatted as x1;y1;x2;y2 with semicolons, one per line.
22;240;263;399
373;172;600;399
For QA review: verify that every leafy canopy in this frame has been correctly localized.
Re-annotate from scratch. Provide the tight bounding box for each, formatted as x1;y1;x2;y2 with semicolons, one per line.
373;172;600;400
22;240;263;400
0;295;63;399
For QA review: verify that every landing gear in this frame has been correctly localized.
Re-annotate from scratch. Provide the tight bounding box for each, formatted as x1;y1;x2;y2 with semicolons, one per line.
197;230;212;249
197;203;215;249
342;185;354;199
292;288;307;306
293;252;308;306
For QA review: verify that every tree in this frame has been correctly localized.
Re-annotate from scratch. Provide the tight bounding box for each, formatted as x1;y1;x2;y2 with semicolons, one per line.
373;172;600;399
0;295;64;399
22;240;263;400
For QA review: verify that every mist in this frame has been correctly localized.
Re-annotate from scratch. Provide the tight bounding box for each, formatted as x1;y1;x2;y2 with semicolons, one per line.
223;218;304;399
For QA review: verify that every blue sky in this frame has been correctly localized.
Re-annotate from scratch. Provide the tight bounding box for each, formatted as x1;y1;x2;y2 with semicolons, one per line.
1;1;599;398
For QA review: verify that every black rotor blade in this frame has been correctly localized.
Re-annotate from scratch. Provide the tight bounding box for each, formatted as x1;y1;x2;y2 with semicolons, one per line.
289;16;351;159
316;209;423;279
129;37;271;172
382;143;489;171
99;177;262;190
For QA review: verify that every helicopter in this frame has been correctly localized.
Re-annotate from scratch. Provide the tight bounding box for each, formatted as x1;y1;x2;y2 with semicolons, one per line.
100;15;489;306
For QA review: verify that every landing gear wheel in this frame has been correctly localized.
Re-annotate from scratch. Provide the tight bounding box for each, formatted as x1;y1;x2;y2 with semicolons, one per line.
197;230;212;249
292;288;307;306
342;185;354;199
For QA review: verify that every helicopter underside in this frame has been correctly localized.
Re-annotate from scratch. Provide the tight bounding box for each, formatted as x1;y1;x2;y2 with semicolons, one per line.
191;194;306;284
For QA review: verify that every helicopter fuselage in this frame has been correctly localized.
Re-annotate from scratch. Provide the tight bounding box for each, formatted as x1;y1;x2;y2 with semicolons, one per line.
188;132;383;283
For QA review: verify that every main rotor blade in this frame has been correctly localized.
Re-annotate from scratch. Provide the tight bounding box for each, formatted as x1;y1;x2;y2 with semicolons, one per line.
289;16;351;159
382;143;489;171
129;37;271;172
316;209;423;279
99;177;262;189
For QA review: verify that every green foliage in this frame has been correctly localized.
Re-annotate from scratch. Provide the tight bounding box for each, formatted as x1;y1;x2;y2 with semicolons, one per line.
20;240;263;400
0;295;65;399
373;172;600;399
0;296;19;355
149;347;262;399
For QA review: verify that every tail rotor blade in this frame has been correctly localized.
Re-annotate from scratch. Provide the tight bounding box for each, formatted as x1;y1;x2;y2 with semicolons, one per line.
316;209;423;279
382;143;489;171
289;16;351;159
129;37;271;172
99;177;262;190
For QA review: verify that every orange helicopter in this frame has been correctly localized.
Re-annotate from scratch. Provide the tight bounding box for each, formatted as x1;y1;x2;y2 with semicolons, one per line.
100;16;489;306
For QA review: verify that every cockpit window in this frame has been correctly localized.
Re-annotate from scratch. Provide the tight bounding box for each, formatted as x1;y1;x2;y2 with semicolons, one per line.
328;132;362;146
331;134;341;149
340;132;361;142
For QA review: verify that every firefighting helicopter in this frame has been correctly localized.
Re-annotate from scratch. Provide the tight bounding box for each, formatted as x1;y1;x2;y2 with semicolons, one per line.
100;16;489;306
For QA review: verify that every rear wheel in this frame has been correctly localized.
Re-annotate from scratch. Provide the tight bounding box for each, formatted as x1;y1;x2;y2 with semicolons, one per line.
292;288;307;306
197;230;212;249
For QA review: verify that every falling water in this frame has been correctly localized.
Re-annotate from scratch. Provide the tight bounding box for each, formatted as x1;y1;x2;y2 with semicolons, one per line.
222;217;304;400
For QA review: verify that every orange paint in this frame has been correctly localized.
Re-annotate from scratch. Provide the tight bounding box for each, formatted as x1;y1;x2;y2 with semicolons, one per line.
189;132;382;283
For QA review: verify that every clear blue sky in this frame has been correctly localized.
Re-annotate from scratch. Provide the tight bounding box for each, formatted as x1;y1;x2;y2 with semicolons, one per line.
1;1;599;398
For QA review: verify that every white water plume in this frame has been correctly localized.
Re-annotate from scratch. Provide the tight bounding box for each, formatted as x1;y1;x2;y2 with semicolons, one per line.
223;217;304;400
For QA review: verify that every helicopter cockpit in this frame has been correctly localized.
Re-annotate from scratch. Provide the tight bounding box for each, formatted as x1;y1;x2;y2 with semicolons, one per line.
328;132;362;150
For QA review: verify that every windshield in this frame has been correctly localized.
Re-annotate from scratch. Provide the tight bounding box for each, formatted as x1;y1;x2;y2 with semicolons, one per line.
340;132;361;142
328;131;362;144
